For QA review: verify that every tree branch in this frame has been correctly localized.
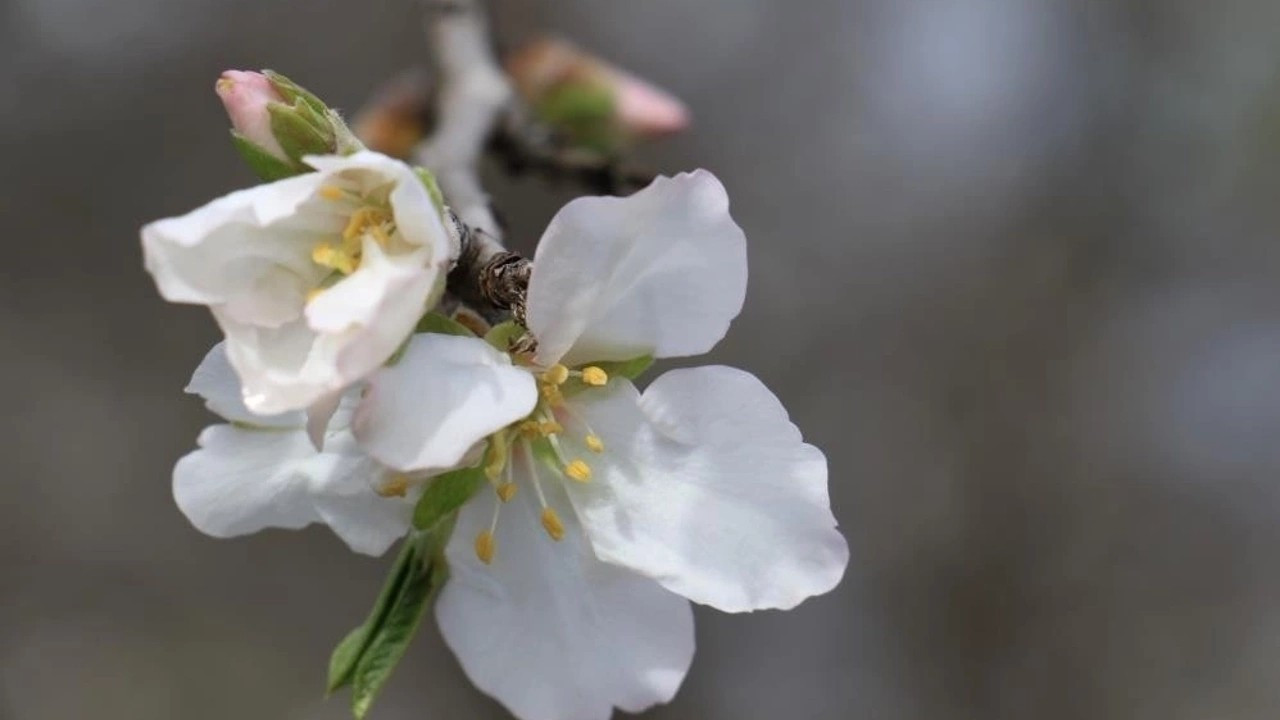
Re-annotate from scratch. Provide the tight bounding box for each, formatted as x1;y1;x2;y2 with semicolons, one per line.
492;104;657;196
414;0;530;322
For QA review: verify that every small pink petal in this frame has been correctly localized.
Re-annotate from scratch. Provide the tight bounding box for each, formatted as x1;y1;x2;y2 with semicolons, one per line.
216;70;288;161
613;73;690;137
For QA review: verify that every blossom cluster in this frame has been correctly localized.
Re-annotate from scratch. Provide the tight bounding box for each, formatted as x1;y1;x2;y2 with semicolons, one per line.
142;70;848;720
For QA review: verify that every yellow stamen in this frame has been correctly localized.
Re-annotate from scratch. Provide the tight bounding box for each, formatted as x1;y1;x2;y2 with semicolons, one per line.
474;530;496;564
585;434;604;453
306;287;325;304
580;366;608;386
496;482;518;502
540;507;565;541
311;242;357;274
565;459;592;483
340;207;393;256
376;474;410;498
540;383;564;406
484;433;508;480
318;185;345;201
542;364;570;385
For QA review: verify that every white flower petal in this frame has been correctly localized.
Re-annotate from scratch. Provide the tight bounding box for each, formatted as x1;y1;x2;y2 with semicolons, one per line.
304;389;344;450
354;334;538;472
436;482;693;720
526;170;747;366
565;366;849;612
173;424;319;538
185;342;303;428
213;310;333;415
303;430;415;556
305;240;438;384
141;172;336;311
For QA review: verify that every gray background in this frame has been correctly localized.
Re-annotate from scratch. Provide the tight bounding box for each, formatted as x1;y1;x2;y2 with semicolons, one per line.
6;0;1280;718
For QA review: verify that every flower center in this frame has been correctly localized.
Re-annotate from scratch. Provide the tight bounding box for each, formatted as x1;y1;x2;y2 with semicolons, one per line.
471;362;611;565
306;185;398;300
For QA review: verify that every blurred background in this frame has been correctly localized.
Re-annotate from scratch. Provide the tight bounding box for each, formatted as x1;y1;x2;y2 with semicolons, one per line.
6;0;1280;717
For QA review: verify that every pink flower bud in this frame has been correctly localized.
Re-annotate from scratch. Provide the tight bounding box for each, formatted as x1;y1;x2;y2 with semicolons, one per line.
215;70;288;161
506;38;690;141
613;72;689;137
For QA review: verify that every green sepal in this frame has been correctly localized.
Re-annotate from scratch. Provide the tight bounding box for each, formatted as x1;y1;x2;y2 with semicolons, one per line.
263;69;329;118
268;100;335;164
412;466;486;531
485;321;527;352
350;528;451;719
326;540;417;693
592;355;654;381
229;131;301;181
415;312;476;338
414;167;446;215
537;81;622;154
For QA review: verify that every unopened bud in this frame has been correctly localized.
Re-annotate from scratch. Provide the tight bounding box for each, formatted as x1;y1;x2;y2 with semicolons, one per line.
216;69;364;181
506;37;690;154
217;70;289;162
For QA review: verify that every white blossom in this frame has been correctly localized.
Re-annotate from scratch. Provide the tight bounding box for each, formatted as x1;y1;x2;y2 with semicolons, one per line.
142;151;454;417
354;170;849;720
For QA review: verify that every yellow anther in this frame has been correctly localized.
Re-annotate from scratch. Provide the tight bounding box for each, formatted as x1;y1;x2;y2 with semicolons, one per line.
474;530;496;565
585;434;604;453
565;459;592;483
540;507;565;541
542;364;570;385
342;207;392;247
540;383;564;406
496;482;518;502
311;242;356;274
376;474;410;498
318;185;345;201
581;366;609;386
519;419;563;438
306;287;325;304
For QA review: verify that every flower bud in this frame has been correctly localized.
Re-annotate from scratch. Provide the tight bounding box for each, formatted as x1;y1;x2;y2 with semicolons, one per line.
505;37;690;154
216;69;364;181
216;70;289;163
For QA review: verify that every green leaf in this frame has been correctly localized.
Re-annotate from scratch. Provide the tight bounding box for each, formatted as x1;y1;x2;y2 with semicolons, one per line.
326;541;417;693
229;131;301;181
327;625;369;693
484;321;527;352
268;100;334;164
351;546;441;719
593;355;654;381
414;312;476;338
413;466;486;531
414;167;446;215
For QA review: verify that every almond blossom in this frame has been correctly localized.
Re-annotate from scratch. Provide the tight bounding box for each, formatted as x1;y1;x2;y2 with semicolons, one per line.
142;151;454;417
353;170;849;720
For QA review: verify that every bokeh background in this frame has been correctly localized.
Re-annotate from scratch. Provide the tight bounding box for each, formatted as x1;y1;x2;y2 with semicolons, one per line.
6;0;1280;718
